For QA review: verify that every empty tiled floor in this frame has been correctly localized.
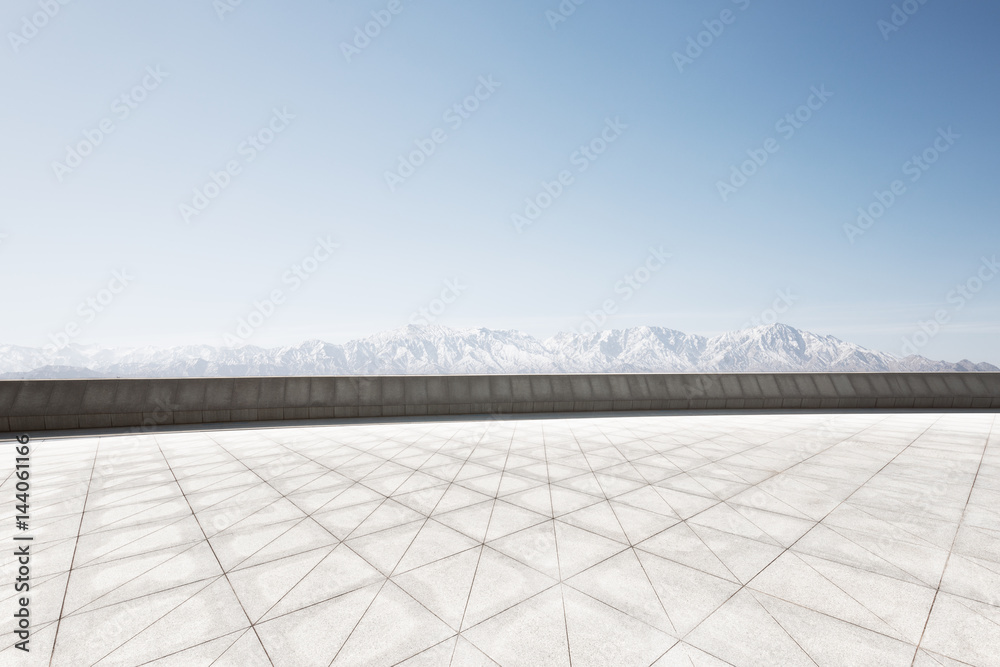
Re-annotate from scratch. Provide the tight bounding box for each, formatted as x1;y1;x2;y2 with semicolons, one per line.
2;411;999;666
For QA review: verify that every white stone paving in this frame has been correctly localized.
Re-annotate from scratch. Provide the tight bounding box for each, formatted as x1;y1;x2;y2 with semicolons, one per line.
2;411;998;666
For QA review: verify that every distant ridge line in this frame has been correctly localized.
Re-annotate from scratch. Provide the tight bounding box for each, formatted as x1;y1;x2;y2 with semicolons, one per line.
1;323;996;379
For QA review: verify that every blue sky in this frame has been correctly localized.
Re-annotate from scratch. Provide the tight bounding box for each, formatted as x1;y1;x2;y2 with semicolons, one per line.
2;0;998;364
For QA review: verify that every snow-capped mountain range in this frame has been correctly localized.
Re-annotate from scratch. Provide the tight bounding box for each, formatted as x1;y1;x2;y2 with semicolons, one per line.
0;324;995;379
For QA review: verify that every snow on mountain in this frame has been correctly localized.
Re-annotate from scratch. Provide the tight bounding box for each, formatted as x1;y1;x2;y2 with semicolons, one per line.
544;326;705;372
696;324;901;372
0;323;995;378
338;326;556;374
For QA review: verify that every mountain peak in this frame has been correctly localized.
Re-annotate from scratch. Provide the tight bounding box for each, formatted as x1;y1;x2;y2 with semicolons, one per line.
1;324;994;378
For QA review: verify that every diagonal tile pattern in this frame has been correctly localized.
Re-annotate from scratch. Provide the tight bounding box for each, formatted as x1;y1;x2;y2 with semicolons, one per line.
1;411;997;666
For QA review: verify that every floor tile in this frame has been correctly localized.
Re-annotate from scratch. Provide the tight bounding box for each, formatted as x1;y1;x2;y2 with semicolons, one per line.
563;585;676;666
462;547;557;629
331;581;454;666
462;586;571;667
919;590;1000;666
20;412;997;666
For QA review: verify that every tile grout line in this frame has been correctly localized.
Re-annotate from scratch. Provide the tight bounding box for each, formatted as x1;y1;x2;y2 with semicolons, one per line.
300;420;493;666
238;422;500;634
575;432;683;636
909;411;996;666
590;413;865;634
198;428;433;654
301;421;494;665
565;421;735;666
151;435;277;667
306;431;467;642
447;419;519;667
666;413;931;654
693;414;928;666
47;435;102;667
540;421;575;667
28;411;996;666
60;538;214;620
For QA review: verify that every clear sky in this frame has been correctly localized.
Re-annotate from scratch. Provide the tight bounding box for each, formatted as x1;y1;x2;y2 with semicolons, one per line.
2;0;998;364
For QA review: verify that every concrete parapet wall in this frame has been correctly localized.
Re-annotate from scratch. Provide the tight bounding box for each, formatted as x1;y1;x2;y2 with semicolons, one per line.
1;373;998;433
